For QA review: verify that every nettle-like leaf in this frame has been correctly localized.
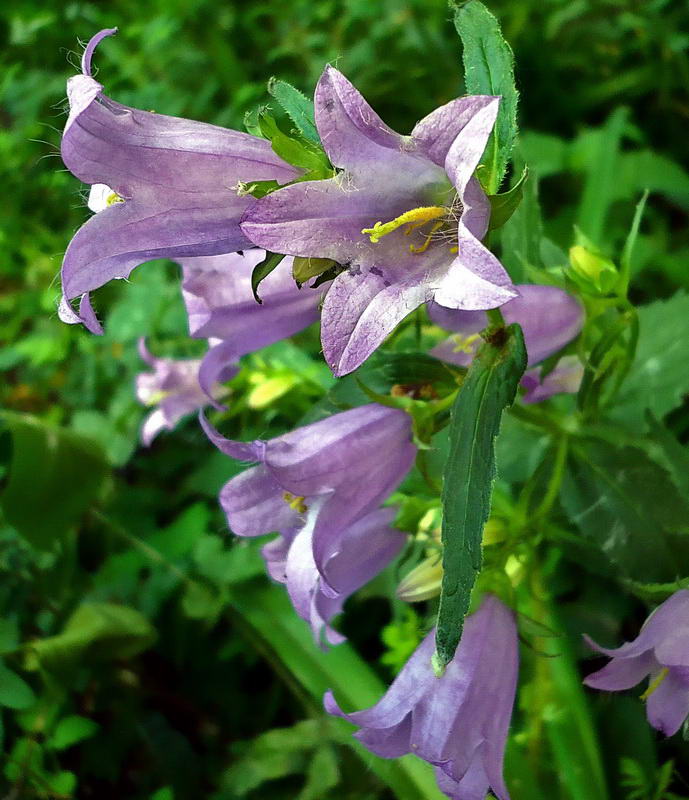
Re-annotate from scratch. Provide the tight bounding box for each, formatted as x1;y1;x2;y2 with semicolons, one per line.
453;0;519;193
435;324;527;671
561;439;689;583
613;292;689;429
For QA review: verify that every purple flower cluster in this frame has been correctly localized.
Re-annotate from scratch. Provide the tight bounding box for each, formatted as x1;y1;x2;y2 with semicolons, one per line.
57;29;596;800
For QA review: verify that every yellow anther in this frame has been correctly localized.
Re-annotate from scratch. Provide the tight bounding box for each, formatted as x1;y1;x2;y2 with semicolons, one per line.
282;492;308;514
449;245;459;254
451;333;482;355
361;206;447;244
106;191;124;206
640;668;669;701
409;220;444;254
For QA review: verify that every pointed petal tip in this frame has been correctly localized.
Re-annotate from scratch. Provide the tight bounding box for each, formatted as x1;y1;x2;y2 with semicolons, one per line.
81;28;118;77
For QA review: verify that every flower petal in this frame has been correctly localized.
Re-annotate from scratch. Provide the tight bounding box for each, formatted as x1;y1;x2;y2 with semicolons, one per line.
432;252;517;311
584;651;656;691
321;268;432;375
411;95;499;169
444;98;500;195
199;412;265;462
646;669;689;736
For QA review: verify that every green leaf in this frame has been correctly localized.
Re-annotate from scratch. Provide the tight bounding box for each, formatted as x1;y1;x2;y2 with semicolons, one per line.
613;292;689;429
453;0;519;193
292;256;337;285
0;660;35;710
251;251;285;303
576;107;628;244
0;619;19;656
49;715;99;750
561;440;689;582
0;412;109;549
31;602;156;668
499;162;543;281
435;323;527;670
267;78;319;145
258;111;330;173
488;167;528;230
226;581;446;800
619;190;649;292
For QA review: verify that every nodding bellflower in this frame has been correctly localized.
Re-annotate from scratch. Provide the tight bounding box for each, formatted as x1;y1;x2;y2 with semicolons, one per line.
263;507;405;646
325;594;518;800
200;404;416;595
241;66;517;376
430;284;584;402
180;250;326;399
136;339;232;446
584;590;689;737
59;29;299;333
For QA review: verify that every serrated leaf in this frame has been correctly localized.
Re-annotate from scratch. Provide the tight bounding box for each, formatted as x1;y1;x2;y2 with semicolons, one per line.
251;251;285;303
267;78;319;145
435;323;527;669
613;292;689;429
561;440;689;582
453;0;519;193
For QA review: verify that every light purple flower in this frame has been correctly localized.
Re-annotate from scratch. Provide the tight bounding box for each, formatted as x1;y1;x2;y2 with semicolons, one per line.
200;403;416;593
179;250;325;398
430;284;583;403
241;66;517;376
136;339;231;446
521;356;584;404
584;590;689;737
58;28;299;333
325;594;518;800
263;507;405;646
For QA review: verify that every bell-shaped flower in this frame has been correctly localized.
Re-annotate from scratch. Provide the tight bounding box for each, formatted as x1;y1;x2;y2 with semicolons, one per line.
59;28;299;333
263;507;405;646
200;403;416;592
179;250;325;398
241;66;517;376
325;594;518;800
136;339;231;446
430;284;584;403
584;590;689;737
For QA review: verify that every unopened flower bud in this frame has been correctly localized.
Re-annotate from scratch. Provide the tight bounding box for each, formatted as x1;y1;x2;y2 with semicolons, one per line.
568;244;618;294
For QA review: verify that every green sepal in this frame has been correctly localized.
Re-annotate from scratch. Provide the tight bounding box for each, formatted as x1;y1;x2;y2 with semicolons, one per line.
488;167;528;231
292;256;337;286
267;77;320;145
251;251;285;303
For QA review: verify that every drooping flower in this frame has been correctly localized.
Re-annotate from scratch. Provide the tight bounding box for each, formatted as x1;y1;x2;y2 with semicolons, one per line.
263;507;405;645
200;403;416;592
429;284;584;402
136;339;231;446
325;594;518;800
58;28;299;333
584;590;689;736
241;66;518;376
179;250;326;397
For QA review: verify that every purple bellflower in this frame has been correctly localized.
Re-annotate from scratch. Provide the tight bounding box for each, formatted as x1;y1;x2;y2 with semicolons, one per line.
136;339;231;446
430;284;584;403
263;506;405;645
179;250;325;398
584;590;689;737
200;403;416;594
325;594;518;800
59;29;299;333
241;67;518;376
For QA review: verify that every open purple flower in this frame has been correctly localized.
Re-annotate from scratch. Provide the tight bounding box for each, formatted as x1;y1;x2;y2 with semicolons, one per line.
325;594;518;800
59;28;299;333
241;66;517;376
200;403;415;592
584;590;689;736
430;284;584;403
136;339;232;446
263;507;405;646
180;250;325;397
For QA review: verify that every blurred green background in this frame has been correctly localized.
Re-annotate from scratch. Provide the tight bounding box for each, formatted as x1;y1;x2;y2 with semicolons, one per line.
1;0;689;797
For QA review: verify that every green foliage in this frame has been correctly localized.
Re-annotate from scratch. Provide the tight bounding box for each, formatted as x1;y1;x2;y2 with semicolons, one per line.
435;324;527;670
251;251;285;303
453;0;519;193
267;78;320;145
